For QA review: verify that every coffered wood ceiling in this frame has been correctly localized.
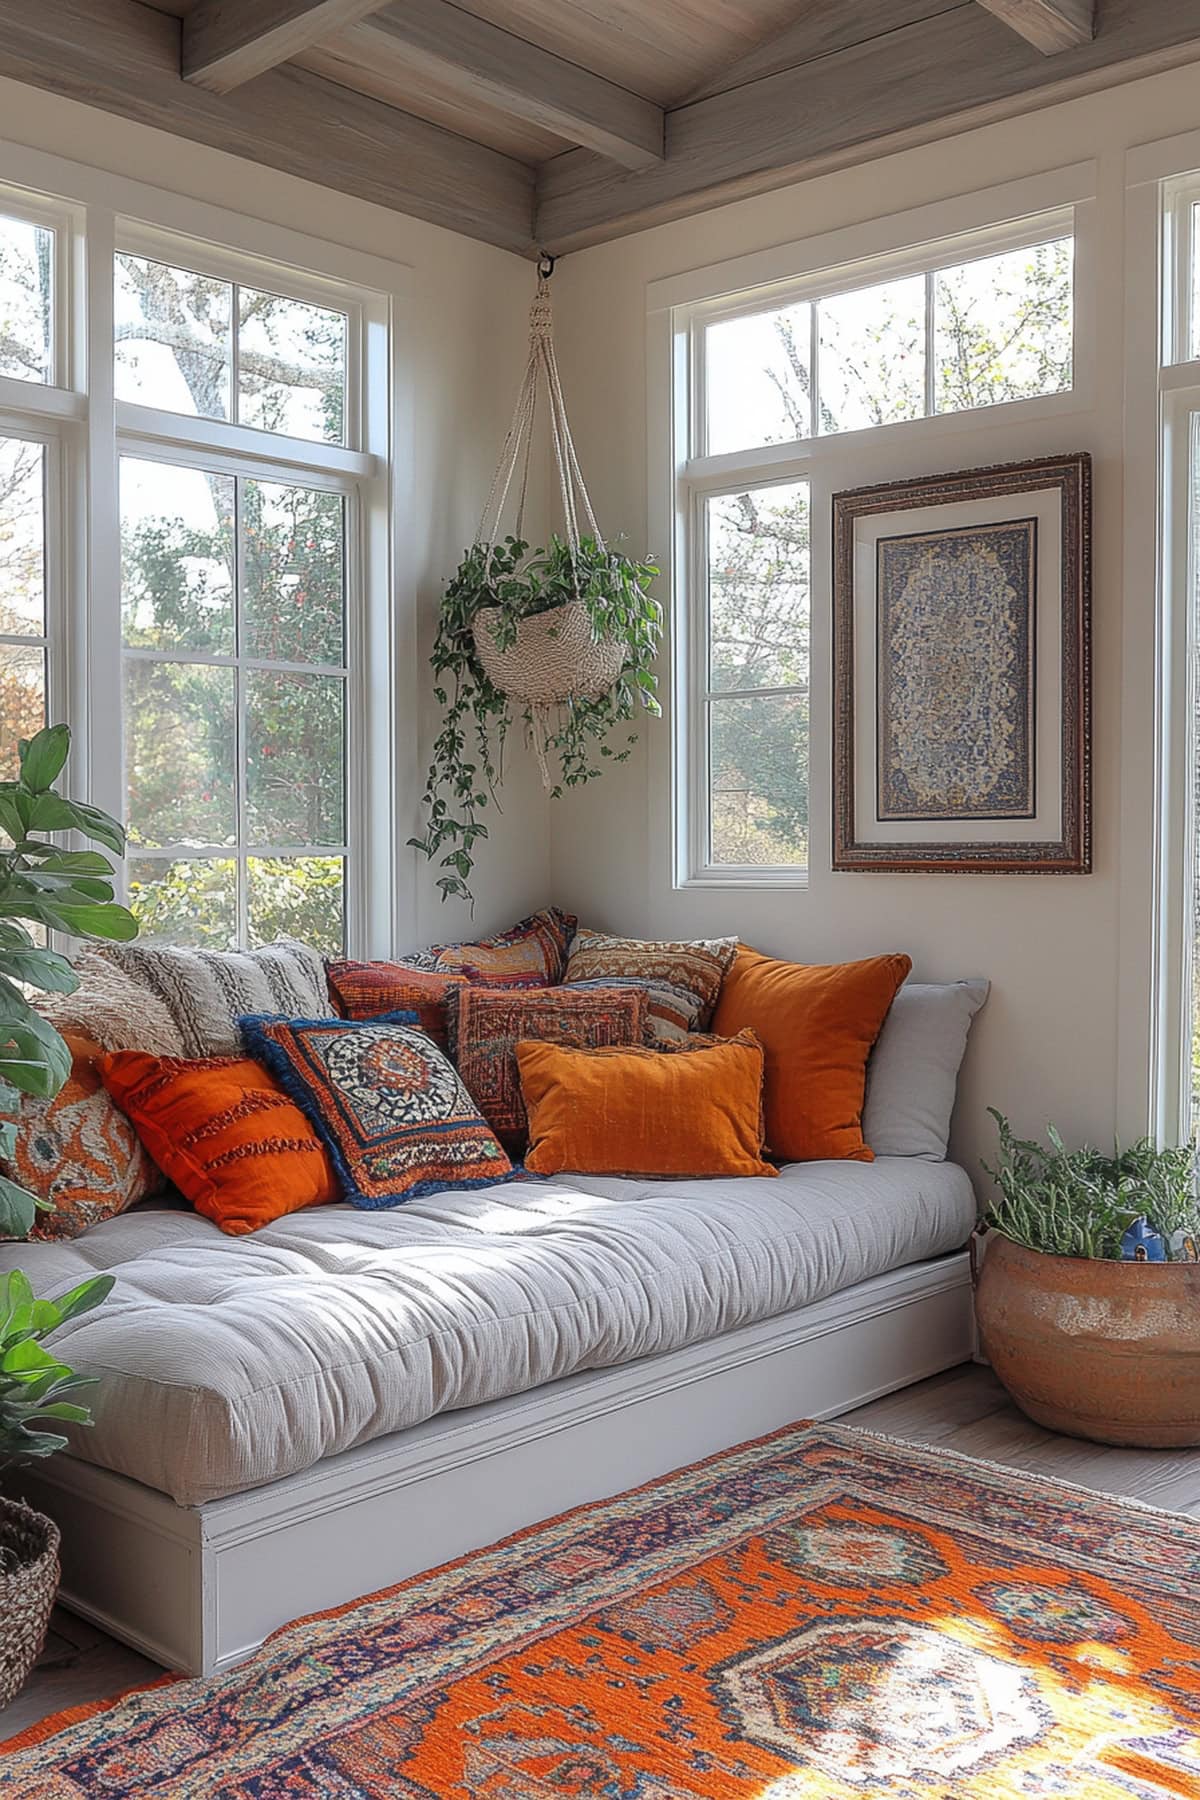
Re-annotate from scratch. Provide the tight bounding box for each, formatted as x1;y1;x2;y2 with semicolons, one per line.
1;0;1199;258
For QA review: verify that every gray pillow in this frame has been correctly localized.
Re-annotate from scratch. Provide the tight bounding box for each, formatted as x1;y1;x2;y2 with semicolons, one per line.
103;938;328;1058
862;979;989;1161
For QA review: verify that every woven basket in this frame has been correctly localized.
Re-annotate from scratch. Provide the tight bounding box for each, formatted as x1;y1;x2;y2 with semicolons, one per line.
0;1496;61;1708
473;602;625;706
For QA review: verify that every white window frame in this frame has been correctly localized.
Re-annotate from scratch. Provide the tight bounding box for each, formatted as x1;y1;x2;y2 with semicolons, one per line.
652;166;1096;892
0;139;410;959
1129;149;1200;1146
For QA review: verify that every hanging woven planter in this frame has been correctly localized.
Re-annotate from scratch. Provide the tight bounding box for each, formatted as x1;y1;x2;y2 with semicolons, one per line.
412;259;662;906
472;602;626;707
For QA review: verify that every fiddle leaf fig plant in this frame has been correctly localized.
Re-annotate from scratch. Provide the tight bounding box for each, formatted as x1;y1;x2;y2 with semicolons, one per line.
0;1268;115;1473
410;533;661;906
0;723;138;1240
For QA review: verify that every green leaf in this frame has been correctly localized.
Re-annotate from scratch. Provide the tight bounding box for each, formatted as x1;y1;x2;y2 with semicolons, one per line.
0;1273;34;1341
1;1335;63;1376
50;1273;115;1326
62;802;125;858
18;725;71;794
0;792;25;842
26;792;78;835
30;1400;91;1424
9;1427;69;1458
20;849;114;876
0;946;78;995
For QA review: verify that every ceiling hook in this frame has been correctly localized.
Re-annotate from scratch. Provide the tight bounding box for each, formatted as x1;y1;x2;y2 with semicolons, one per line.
537;250;557;280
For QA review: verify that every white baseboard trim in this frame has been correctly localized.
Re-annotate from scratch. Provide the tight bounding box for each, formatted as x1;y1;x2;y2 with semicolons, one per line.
19;1250;974;1675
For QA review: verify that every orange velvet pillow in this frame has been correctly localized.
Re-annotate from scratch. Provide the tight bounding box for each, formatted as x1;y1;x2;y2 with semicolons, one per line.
517;1031;776;1179
711;947;911;1163
100;1051;337;1236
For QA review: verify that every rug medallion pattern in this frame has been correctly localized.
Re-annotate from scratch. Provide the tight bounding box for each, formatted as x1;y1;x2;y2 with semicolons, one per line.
4;1423;1199;1796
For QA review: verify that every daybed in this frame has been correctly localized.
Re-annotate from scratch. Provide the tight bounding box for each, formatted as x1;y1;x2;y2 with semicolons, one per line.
1;1156;975;1675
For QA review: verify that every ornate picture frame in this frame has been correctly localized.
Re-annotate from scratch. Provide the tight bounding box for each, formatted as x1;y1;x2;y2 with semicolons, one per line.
832;452;1091;874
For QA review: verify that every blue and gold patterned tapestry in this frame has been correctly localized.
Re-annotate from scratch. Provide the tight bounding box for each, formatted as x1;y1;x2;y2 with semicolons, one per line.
876;519;1036;821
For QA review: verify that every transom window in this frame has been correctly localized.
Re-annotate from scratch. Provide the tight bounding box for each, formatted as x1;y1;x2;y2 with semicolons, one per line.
672;207;1077;887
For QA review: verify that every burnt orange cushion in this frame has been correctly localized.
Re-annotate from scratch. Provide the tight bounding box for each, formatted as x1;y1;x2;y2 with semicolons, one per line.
100;1051;337;1236
712;948;911;1163
517;1031;776;1179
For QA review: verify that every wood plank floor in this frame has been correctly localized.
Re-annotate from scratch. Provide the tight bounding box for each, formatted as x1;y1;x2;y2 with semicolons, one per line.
4;1361;1200;1744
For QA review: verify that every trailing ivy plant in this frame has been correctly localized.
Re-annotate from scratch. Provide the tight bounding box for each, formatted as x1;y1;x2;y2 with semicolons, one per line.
410;533;661;905
0;724;138;1240
982;1108;1200;1260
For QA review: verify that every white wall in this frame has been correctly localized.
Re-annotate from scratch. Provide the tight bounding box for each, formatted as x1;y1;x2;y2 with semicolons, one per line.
547;65;1200;1183
0;76;550;953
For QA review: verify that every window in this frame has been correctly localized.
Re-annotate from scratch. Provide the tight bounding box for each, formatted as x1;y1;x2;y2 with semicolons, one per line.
0;164;396;957
113;247;370;954
702;483;809;870
1156;175;1200;1135
703;232;1072;458
673;206;1077;885
0;436;49;779
115;253;348;443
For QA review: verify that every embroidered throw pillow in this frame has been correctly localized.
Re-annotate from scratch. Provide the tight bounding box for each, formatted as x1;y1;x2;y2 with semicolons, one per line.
450;983;647;1151
240;1015;513;1207
2;1032;161;1241
40;949;185;1059
100;1051;337;1236
563;933;738;1040
413;907;577;988
326;959;467;1050
517;1031;775;1179
103;938;327;1057
712;947;912;1163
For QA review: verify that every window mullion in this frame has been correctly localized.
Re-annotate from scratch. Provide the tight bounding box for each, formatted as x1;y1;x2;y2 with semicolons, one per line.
82;205;124;839
924;269;937;416
234;474;250;949
230;282;240;429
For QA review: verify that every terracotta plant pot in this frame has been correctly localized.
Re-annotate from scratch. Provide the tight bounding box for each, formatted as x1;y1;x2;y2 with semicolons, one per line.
975;1232;1200;1447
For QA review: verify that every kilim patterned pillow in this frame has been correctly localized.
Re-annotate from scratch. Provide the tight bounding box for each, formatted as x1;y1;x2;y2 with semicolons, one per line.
449;983;647;1152
417;907;578;988
563;933;738;1040
101;1050;337;1236
3;1032;162;1241
240;1015;513;1208
326;959;467;1050
104;938;327;1058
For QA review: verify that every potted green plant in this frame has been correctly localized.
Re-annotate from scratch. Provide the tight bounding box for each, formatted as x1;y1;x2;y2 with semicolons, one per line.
975;1110;1200;1446
411;532;661;905
0;722;139;1240
410;267;662;907
0;1268;115;1705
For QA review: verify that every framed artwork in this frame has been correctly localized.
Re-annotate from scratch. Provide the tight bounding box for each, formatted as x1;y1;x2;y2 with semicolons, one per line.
832;452;1091;873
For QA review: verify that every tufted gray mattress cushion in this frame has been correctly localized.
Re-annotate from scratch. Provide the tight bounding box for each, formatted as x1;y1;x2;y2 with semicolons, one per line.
1;1160;975;1506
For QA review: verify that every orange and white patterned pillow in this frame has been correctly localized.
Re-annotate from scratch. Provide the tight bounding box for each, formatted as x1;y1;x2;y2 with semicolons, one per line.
2;1032;161;1241
562;933;738;1040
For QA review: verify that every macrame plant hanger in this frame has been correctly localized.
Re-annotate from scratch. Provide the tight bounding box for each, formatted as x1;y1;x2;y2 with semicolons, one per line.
471;255;625;788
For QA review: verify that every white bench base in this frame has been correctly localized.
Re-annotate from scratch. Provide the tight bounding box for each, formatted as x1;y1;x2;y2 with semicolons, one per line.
15;1250;974;1676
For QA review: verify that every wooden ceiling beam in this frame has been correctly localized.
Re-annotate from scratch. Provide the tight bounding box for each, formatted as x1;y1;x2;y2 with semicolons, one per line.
183;0;392;93
537;0;1200;253
974;0;1095;55
0;0;537;255
354;1;664;170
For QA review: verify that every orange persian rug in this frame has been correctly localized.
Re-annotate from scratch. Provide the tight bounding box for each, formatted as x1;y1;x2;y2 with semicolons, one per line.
4;1422;1200;1796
